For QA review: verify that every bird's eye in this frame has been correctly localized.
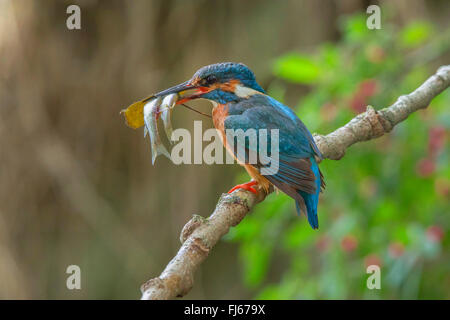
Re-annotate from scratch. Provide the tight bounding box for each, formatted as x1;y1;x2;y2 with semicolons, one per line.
204;75;217;85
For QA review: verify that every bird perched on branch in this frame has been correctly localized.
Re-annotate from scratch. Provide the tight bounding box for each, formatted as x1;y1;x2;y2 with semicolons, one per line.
122;62;325;229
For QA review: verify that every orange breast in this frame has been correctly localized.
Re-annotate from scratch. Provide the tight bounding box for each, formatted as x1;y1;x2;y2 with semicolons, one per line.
212;103;229;150
212;104;272;192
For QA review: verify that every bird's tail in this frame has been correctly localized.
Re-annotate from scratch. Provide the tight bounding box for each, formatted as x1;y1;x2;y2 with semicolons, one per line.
295;157;322;229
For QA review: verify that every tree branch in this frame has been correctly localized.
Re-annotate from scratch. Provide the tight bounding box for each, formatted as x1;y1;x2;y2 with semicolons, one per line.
314;65;450;160
140;65;450;300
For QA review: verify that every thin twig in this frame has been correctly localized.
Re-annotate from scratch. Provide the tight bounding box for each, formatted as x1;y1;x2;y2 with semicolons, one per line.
180;103;212;118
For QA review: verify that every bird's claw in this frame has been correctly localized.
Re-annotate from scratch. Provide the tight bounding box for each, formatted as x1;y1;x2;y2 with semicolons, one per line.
228;181;258;194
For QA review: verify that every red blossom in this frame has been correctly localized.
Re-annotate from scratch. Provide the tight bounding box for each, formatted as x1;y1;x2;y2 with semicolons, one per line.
416;157;435;177
426;225;445;243
388;242;405;258
428;126;447;157
364;254;382;268
359;79;378;97
341;235;358;252
350;95;366;114
350;79;378;114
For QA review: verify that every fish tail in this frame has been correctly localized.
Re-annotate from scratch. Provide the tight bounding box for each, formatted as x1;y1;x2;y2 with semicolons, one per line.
151;141;171;165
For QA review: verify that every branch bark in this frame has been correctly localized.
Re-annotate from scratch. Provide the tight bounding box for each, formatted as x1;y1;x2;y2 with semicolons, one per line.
140;65;450;300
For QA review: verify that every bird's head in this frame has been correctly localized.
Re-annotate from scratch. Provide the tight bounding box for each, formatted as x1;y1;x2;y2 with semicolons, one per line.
121;62;265;129
154;62;265;105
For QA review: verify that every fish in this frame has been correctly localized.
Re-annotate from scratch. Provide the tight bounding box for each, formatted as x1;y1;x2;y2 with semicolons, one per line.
143;97;171;164
160;93;178;143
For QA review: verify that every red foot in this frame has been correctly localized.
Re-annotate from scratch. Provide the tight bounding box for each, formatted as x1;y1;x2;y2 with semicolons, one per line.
228;181;258;194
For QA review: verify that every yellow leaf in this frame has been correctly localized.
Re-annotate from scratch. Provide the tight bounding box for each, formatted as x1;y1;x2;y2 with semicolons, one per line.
120;96;153;129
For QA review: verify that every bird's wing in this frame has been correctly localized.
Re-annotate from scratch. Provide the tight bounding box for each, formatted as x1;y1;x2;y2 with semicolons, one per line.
224;98;321;195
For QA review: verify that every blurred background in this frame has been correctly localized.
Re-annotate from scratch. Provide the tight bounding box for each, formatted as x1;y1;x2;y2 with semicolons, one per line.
0;0;448;299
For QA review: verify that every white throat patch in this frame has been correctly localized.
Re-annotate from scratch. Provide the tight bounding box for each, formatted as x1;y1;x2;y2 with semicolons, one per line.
234;84;262;98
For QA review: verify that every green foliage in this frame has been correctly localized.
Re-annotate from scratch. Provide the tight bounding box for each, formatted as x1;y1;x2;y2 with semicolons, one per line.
228;12;450;299
273;53;322;84
400;21;434;48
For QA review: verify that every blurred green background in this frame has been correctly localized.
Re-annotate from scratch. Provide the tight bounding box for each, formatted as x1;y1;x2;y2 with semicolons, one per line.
0;0;448;299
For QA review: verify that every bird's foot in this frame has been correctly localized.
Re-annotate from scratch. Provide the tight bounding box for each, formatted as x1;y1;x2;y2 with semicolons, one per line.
227;181;258;195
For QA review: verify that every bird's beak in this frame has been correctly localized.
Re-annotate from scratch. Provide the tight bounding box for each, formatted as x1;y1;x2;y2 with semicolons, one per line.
153;80;211;105
154;80;192;97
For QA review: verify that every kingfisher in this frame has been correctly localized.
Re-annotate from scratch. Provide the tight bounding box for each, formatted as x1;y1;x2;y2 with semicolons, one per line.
123;62;325;229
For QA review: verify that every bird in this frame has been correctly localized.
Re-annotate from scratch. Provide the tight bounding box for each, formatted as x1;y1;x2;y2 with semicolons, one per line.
125;62;325;229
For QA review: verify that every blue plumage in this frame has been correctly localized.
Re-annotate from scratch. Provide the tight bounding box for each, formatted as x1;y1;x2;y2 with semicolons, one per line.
297;157;321;229
224;94;324;229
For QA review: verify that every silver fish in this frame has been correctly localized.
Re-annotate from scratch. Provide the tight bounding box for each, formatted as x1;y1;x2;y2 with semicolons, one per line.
160;93;178;143
143;97;171;164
